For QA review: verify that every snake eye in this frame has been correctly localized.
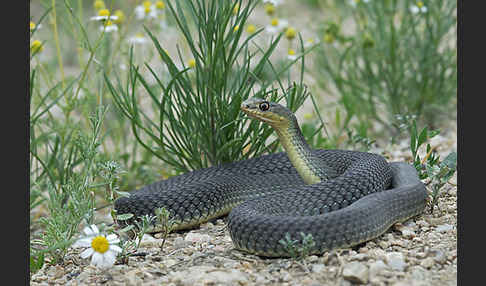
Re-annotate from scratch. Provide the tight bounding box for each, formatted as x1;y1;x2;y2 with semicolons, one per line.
259;101;270;111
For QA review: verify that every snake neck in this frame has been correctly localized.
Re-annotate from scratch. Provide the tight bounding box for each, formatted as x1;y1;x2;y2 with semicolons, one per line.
274;118;337;184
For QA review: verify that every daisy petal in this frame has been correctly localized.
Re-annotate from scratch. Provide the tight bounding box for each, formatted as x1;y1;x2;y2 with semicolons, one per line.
73;237;92;248
109;244;122;253
83;226;94;236
106;234;120;244
90;225;100;234
80;248;94;259
104;251;117;266
91;252;103;267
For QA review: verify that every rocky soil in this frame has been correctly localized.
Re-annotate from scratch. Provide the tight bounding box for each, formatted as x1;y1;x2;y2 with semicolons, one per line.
30;127;457;286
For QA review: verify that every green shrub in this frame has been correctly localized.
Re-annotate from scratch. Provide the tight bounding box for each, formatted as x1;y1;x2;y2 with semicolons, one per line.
314;0;456;136
106;0;319;172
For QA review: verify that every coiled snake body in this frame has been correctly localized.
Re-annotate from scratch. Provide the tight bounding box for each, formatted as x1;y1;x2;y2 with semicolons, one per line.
115;98;427;257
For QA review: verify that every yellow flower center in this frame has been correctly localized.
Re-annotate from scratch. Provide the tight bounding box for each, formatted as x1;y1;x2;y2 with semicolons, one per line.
98;9;110;17
143;1;152;8
288;49;296;56
417;1;424;8
323;33;334;44
91;236;110;253
104;20;113;26
94;0;105;10
155;0;165;9
30;21;36;31
114;10;125;24
31;40;43;53
271;18;279;27
264;3;276;15
246;24;256;34
285;27;296;40
145;6;152;13
188;59;196;68
233;25;240;32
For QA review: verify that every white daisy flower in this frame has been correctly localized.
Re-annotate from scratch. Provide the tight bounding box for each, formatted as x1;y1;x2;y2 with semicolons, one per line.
410;1;428;14
72;224;122;269
135;1;159;20
100;21;118;33
263;0;283;6
90;9;118;22
128;33;148;44
304;38;320;48
265;18;288;34
91;15;118;21
287;49;298;61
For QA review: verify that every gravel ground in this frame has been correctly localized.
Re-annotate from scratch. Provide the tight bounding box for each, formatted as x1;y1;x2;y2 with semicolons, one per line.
30;126;457;286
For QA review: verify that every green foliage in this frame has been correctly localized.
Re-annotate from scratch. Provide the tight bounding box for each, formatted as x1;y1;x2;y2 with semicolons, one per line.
133;214;157;249
314;0;457;135
279;232;316;260
408;119;457;213
409;119;441;179
113;211;153;259
30;105;123;264
154;207;176;251
106;0;317;173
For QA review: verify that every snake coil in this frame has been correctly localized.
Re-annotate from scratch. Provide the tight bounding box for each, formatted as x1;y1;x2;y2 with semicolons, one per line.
114;99;427;257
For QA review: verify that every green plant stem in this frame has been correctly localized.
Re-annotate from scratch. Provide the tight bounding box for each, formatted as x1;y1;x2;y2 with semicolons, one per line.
50;0;65;90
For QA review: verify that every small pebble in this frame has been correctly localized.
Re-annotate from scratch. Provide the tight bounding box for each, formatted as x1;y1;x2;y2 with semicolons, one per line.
400;229;416;239
342;262;369;284
369;260;388;278
436;224;454;233
311;264;326;273
359;247;369;253
432;250;447;264
385;252;407;271
378;241;389;249
420;257;435;269
184;232;211;243
351;253;368;261
173;237;190;249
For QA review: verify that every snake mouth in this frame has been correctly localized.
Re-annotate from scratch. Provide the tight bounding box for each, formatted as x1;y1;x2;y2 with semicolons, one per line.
241;106;280;125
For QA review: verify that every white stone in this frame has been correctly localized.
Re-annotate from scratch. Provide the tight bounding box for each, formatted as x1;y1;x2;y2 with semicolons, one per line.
311;264;326;273
436;224;454;233
369;260;388;276
385;252;407;271
342;261;369;284
170;266;249;286
137;234;158;247
184;232;211;243
420;257;435;269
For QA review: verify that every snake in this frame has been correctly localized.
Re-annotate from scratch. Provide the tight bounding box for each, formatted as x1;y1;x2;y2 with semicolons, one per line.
114;97;427;257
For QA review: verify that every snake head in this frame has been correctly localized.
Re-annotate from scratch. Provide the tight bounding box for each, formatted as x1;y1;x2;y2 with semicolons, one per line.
241;97;294;128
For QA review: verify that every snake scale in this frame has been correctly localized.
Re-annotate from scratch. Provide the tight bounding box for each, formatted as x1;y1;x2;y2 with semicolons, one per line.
114;98;427;257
